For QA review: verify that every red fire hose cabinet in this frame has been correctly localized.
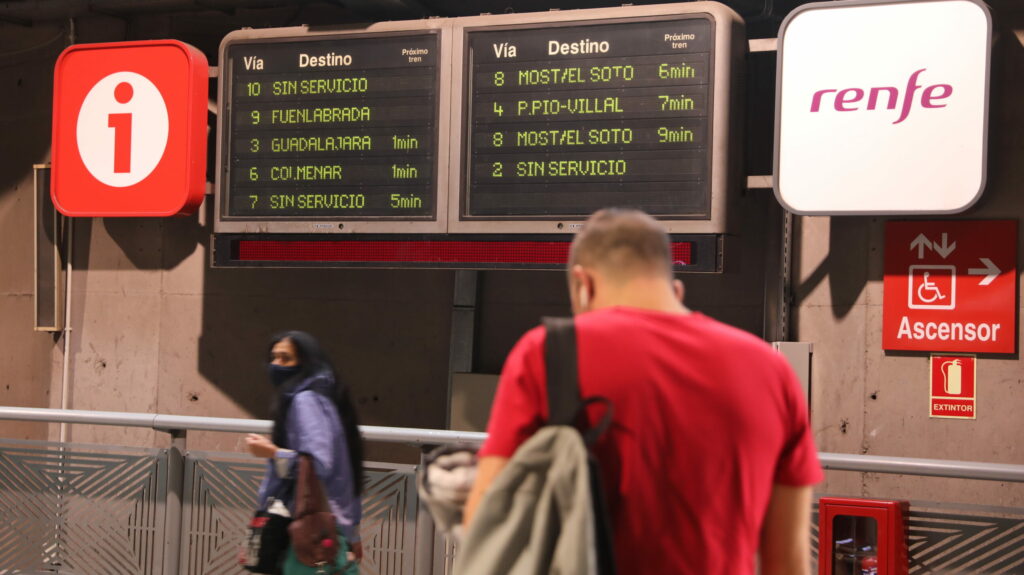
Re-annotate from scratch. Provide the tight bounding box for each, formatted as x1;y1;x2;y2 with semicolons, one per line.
818;497;908;575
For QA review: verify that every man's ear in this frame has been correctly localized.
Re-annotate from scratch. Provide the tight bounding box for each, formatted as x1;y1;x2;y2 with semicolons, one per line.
570;265;594;312
570;264;587;285
673;279;685;302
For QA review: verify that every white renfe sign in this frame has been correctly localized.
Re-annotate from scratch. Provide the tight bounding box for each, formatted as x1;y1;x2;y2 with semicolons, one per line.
774;0;991;215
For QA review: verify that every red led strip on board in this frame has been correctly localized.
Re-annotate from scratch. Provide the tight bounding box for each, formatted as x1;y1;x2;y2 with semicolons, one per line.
236;240;693;266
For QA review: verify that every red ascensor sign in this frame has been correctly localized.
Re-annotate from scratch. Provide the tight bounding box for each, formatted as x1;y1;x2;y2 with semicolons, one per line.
883;221;1017;354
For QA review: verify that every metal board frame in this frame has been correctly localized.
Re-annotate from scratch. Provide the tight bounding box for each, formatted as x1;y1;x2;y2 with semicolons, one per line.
211;232;722;271
214;21;454;234
447;2;745;234
33;163;64;332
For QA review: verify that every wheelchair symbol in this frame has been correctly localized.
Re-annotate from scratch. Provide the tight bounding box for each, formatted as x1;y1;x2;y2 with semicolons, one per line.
908;265;956;310
917;273;945;303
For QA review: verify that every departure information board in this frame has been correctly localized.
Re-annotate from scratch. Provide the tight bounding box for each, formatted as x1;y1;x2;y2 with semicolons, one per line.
221;32;440;219
463;17;714;219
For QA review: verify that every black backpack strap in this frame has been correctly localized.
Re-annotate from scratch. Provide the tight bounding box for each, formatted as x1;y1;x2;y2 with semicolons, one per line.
543;317;614;443
580;396;613;445
543;317;618;575
543;317;582;427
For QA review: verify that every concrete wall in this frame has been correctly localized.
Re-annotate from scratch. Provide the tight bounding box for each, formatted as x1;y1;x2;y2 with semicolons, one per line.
0;4;1019;510
0;23;66;441
65;211;456;460
0;8;780;465
799;11;1024;508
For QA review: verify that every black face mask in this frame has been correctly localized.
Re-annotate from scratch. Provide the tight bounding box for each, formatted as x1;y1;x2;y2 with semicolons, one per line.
268;364;301;387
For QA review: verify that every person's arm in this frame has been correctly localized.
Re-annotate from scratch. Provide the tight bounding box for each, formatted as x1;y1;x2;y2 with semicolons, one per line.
759;483;813;575
463;328;548;530
290;392;337;477
245;433;279;459
462;455;509;528
292;391;365;545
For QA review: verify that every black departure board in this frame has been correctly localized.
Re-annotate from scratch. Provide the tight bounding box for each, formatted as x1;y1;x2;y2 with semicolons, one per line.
223;32;439;218
463;17;713;219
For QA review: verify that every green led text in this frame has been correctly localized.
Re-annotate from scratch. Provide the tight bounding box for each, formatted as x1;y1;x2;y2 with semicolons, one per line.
269;107;372;124
391;164;418;179
515;65;634;86
270;194;366;209
269;136;371;152
390;194;423;208
658;126;694;143
659;95;695;111
514;160;627;177
272;78;369;95
516;97;623;116
257;165;344;182
513;128;633;147
658;63;697;79
393;135;419;150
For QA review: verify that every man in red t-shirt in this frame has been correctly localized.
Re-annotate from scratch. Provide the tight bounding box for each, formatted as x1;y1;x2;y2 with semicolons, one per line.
464;209;822;575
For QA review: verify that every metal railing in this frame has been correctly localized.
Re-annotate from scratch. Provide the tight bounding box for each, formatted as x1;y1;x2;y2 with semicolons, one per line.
818;451;1024;483
0;406;487;575
0;405;488;445
2;406;1024;575
3;405;1023;482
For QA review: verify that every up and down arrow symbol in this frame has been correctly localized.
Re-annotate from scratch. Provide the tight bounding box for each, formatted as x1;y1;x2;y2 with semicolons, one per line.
909;233;956;259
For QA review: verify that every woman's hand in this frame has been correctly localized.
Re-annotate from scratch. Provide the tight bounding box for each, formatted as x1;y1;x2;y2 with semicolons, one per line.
244;434;279;459
348;541;363;563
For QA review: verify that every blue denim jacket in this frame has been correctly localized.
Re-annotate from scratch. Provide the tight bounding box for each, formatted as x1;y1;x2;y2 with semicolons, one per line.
256;373;361;543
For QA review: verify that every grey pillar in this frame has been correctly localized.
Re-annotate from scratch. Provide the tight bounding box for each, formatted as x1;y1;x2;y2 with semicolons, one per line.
446;270;480;428
415;270;480;575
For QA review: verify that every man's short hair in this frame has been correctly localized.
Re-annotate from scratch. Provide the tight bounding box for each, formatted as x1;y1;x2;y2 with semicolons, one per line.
568;209;673;281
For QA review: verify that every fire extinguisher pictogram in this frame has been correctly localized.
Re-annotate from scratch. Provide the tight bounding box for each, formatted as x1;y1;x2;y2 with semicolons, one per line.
941;359;962;395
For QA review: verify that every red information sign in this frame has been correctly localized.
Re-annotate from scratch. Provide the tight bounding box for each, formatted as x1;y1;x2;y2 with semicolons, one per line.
883;221;1017;354
51;40;208;217
930;354;976;419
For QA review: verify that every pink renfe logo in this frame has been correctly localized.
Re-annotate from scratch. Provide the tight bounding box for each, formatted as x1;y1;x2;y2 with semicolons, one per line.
810;68;953;124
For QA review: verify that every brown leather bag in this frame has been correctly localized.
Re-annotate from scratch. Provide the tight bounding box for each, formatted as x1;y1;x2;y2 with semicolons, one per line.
287;454;339;569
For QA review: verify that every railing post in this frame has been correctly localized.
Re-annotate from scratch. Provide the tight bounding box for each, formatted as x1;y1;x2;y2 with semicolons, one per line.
163;429;186;575
414;446;437;575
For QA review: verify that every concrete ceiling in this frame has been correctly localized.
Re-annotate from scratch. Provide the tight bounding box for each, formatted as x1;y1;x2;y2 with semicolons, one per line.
2;0;1016;53
0;0;807;29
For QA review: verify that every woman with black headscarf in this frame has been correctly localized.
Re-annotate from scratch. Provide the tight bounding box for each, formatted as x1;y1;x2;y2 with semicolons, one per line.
246;331;364;574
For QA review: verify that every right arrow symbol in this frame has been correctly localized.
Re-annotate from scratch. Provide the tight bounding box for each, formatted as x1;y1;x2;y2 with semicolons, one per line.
968;258;1001;286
